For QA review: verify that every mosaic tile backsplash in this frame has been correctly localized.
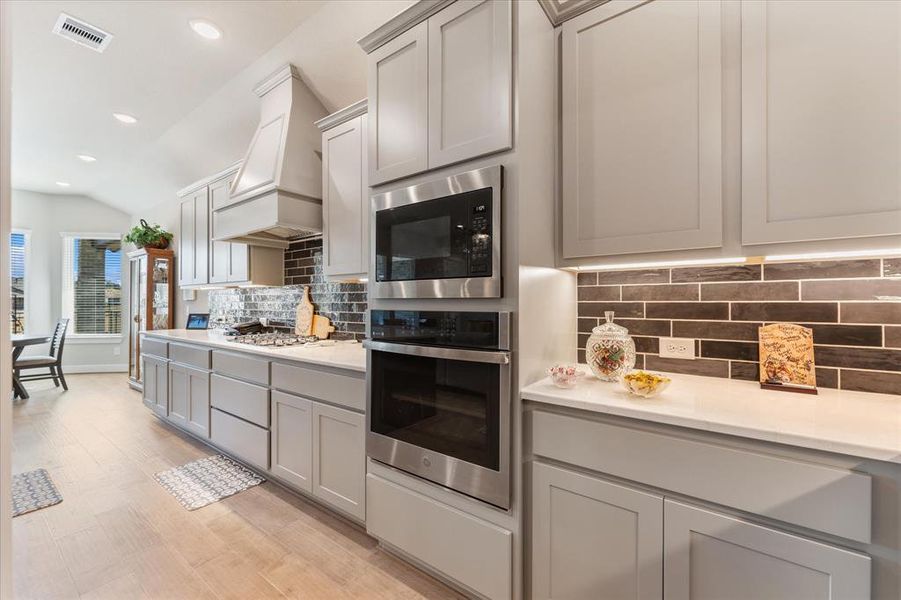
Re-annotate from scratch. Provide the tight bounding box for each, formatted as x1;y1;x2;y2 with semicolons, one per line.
577;257;901;396
208;237;367;340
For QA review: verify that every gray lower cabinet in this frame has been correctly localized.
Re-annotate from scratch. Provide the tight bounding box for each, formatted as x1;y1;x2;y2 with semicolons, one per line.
141;355;168;417
167;363;210;438
531;461;663;600
270;391;313;493
311;402;365;521
664;499;871;600
210;408;269;470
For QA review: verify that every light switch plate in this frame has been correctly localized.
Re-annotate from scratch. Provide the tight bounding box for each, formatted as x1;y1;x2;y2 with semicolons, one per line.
660;337;695;360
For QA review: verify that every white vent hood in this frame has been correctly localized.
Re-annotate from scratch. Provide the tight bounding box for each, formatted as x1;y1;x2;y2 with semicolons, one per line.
212;64;327;249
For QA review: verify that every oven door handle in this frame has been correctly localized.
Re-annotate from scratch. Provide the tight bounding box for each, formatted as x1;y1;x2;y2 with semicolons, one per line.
363;340;510;365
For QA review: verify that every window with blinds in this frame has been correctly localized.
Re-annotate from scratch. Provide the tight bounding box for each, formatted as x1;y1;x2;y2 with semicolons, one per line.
62;236;123;336
10;231;26;334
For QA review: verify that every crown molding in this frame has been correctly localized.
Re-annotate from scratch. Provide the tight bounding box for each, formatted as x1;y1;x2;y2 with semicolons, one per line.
315;99;368;132
538;0;610;26
357;0;456;53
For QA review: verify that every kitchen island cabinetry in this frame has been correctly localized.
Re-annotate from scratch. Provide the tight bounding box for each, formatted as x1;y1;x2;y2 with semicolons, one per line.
139;330;367;523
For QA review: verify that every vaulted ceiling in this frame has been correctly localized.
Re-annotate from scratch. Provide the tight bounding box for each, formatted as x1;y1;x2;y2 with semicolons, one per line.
9;0;413;214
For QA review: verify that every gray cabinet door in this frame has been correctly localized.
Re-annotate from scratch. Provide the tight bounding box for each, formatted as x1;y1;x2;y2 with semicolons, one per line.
322;115;367;278
367;21;428;185
142;356;168;417
664;500;870;600
209;177;231;284
312;402;365;521
167;363;190;428
270;391;313;493
228;241;248;283
561;0;723;258
185;366;210;438
177;195;195;287
531;461;663;600
741;0;901;244
427;0;512;169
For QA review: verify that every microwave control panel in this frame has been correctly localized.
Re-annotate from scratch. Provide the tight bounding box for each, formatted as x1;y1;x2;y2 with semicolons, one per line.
469;199;492;275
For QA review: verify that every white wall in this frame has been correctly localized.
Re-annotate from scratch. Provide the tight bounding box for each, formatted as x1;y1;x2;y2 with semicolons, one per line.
11;189;132;371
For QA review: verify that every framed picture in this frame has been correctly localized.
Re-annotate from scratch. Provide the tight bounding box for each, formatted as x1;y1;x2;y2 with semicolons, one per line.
186;313;210;330
758;323;817;393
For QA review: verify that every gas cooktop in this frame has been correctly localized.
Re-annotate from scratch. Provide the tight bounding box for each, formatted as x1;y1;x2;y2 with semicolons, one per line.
228;332;320;347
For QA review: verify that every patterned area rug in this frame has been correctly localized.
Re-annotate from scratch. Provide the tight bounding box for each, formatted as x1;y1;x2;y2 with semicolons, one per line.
12;468;63;517
154;454;265;511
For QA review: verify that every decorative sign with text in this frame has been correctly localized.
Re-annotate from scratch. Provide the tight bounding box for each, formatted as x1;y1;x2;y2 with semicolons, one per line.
759;323;817;392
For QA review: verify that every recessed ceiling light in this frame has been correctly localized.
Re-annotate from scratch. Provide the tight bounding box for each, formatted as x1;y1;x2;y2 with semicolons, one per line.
113;112;138;124
189;19;222;40
55;181;71;187
77;154;96;162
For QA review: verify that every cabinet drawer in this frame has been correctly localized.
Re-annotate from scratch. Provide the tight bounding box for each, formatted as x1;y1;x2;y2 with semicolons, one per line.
271;363;364;412
212;350;269;385
169;342;211;370
366;474;512;600
141;338;168;359
211;408;269;470
210;374;269;428
530;409;872;544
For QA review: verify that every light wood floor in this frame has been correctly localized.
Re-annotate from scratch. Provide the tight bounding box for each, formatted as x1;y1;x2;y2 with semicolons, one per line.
12;373;464;600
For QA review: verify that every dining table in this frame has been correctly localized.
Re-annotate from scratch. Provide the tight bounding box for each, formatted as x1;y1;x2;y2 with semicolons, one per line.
11;333;51;399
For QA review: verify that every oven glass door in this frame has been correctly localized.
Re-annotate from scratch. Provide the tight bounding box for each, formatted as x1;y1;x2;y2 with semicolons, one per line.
370;349;500;471
375;188;490;283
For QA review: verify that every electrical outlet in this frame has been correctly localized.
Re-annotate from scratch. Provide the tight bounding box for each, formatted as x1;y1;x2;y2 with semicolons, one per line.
660;337;695;360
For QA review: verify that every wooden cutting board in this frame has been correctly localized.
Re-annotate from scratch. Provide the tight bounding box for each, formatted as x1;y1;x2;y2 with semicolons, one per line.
294;286;314;336
312;315;335;340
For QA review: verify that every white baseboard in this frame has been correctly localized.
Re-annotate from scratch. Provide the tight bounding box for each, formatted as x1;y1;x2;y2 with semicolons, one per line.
63;364;128;374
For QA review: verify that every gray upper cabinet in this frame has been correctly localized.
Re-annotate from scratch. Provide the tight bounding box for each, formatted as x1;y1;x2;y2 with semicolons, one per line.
664;499;871;600
209;172;249;284
368;21;429;186
741;0;901;245
531;461;663;600
320;105;369;279
561;0;724;259
180;164;283;288
427;0;512;169
178;187;209;286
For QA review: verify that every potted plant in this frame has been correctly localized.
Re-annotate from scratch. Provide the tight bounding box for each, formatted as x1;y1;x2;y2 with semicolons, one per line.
125;219;174;250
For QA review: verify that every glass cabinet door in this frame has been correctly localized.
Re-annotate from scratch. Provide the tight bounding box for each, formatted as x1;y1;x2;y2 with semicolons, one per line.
151;257;170;330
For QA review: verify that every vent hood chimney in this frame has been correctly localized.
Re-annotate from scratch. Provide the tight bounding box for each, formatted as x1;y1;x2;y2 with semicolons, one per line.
212;64;327;248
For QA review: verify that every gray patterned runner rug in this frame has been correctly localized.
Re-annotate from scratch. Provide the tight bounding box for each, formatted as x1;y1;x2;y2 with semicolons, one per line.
154;454;265;510
12;468;63;517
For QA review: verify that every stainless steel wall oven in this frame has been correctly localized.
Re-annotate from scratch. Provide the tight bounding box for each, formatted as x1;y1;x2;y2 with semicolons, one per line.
371;166;502;299
364;310;511;509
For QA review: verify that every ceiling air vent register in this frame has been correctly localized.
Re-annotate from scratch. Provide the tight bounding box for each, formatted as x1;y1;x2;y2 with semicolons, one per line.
52;13;113;53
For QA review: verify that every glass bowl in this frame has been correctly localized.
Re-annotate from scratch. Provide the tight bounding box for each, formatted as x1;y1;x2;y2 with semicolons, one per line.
548;365;584;389
621;370;671;398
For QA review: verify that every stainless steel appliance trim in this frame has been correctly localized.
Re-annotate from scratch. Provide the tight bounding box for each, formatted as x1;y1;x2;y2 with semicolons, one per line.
370;165;502;299
365;346;512;510
363;340;510;364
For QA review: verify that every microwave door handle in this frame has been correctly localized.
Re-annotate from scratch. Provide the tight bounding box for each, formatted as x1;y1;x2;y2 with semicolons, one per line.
363;340;510;365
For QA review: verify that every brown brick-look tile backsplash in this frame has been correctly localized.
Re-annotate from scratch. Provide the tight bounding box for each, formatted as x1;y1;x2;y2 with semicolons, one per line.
209;236;367;340
576;257;901;396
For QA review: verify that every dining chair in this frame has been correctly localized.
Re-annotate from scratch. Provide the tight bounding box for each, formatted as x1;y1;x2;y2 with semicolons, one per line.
15;318;70;391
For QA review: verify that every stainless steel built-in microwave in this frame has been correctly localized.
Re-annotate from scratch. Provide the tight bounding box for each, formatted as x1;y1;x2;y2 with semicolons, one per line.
371;166;502;299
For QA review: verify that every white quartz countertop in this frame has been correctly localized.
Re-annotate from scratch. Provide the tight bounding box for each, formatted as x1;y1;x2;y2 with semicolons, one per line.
144;329;366;373
522;366;901;464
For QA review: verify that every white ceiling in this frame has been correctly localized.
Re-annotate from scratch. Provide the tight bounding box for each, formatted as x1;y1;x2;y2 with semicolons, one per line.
10;0;412;214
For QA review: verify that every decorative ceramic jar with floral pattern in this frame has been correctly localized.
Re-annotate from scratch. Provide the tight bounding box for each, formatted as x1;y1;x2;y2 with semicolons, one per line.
585;311;636;381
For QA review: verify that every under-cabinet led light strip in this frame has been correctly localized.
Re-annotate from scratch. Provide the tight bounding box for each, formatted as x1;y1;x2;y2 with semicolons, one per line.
568;248;901;272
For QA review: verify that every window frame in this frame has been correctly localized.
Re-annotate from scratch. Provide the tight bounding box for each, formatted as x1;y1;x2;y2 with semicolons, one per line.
60;232;124;341
10;228;30;335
